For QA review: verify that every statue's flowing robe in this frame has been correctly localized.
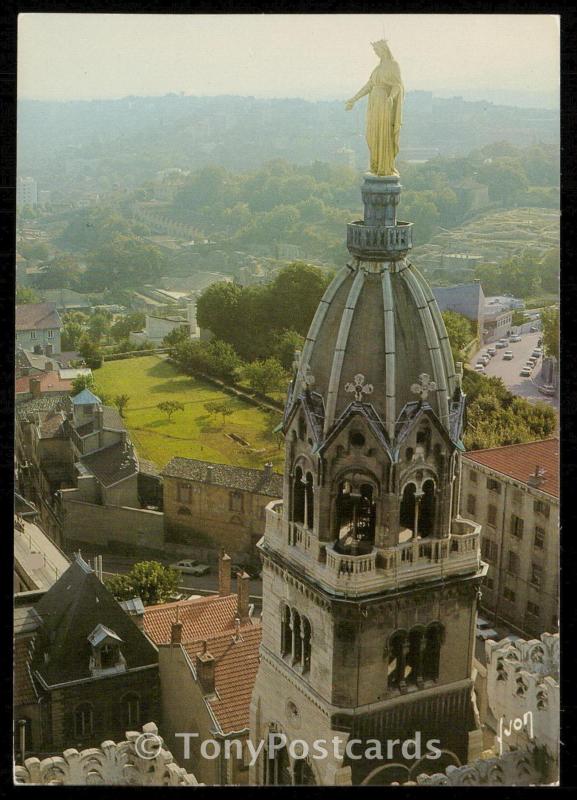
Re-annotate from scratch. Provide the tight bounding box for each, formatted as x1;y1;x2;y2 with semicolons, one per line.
366;59;404;176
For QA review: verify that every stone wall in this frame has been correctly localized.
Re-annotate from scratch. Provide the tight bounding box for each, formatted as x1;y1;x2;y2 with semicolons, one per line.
15;722;199;785
164;477;272;561
61;499;164;551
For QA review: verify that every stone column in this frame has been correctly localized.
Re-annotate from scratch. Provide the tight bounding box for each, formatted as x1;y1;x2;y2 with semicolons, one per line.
413;492;424;539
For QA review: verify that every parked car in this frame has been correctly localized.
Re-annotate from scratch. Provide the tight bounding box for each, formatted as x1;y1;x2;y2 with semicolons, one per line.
510;334;522;343
539;384;556;397
496;339;508;348
520;367;532;377
475;363;485;373
476;618;499;641
480;355;490;366
527;357;537;368
170;559;211;576
503;350;514;360
530;324;539;332
487;347;497;356
532;348;543;358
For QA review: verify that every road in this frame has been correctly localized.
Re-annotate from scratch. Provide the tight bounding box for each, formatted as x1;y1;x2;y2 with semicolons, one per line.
80;552;263;607
469;330;558;413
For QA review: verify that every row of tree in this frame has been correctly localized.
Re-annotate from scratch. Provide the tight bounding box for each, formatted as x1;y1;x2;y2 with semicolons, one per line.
474;248;559;299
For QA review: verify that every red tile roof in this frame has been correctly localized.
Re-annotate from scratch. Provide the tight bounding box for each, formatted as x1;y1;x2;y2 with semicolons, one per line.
14;636;38;706
15;371;74;395
143;594;244;645
16;303;61;331
183;624;262;734
463;438;559;498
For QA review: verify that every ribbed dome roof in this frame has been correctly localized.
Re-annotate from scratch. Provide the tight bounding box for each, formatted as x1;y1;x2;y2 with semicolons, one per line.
293;259;459;441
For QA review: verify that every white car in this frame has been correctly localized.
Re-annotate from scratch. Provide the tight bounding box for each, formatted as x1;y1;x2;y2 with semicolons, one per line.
510;334;522;343
520;367;532;377
503;350;514;360
532;348;543;359
475;363;485;373
495;340;507;349
170;559;211;576
487;347;497;356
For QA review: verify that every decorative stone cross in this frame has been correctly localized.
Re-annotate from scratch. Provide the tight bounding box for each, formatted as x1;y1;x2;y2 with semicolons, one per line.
345;373;374;402
411;373;437;403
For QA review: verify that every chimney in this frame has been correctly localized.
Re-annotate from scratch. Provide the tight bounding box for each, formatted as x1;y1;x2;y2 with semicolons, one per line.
219;550;232;596
263;462;274;482
528;464;546;488
171;621;183;645
196;642;215;693
45;344;53;356
206;465;214;483
45;360;53;372
236;571;250;623
30;378;41;398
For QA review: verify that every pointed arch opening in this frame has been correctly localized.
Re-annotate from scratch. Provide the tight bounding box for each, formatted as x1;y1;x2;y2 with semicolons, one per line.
335;478;376;553
399;482;416;533
419;479;436;538
293;466;305;524
305;472;314;529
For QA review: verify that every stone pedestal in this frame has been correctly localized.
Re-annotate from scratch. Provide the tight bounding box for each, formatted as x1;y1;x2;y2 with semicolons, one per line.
347;174;413;261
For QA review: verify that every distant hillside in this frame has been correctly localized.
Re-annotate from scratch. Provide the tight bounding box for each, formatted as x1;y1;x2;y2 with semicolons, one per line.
18;93;559;193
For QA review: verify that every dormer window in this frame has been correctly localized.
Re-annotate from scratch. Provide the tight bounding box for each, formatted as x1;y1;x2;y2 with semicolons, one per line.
88;624;126;676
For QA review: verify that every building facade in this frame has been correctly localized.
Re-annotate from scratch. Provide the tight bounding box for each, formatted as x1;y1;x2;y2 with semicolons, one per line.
16;302;62;355
163;458;283;562
249;172;487;786
459;439;559;638
14;556;160;759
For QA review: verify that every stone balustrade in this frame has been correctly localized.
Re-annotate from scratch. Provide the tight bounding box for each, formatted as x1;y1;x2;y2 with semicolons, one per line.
346;220;413;260
262;501;481;596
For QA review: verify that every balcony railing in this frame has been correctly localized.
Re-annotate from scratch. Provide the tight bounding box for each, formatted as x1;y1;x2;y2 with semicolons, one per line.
346;220;413;259
262;502;481;596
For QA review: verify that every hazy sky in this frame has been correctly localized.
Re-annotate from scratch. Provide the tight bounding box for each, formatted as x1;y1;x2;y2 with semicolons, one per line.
18;14;560;108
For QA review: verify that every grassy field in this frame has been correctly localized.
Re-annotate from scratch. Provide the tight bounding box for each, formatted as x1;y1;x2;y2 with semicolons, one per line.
95;356;285;471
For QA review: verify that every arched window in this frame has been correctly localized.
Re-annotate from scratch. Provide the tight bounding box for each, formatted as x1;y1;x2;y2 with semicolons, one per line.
123;692;140;728
387;631;406;688
335;479;376;551
294;757;316;785
420;480;436;538
423;623;444;681
292;612;302;665
293;467;305;524
302;616;312;673
406;627;425;685
74;703;94;738
305;472;314;529
281;605;292;656
400;483;416;532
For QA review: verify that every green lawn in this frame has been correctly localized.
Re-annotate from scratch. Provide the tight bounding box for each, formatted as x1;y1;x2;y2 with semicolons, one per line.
95;356;285;471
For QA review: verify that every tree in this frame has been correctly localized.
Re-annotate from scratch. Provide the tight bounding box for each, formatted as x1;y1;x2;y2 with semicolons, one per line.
205;399;235;426
61;320;84;350
110;312;146;342
157;400;184;422
162;325;190;348
272;329;305;370
88;312;112;342
241;358;288;396
105;561;180;605
442;311;475;360
33;254;82;290
114;394;130;417
540;307;559;360
78;336;103;369
18;241;50;261
511;310;526;328
72;373;95;395
16;285;40;304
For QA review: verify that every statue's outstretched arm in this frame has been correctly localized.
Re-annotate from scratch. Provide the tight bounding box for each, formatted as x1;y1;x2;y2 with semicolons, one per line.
345;80;372;109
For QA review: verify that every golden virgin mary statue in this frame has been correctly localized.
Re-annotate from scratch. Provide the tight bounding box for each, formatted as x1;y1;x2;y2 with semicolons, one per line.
345;40;404;177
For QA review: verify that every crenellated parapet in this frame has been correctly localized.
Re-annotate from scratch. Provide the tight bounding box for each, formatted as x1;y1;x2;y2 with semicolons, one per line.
14;722;199;786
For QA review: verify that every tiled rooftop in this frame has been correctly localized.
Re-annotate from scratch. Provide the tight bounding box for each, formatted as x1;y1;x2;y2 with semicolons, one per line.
163;457;283;498
81;440;138;487
16;302;61;331
16;372;74;395
143;594;247;645
183;624;262;734
463;438;559;498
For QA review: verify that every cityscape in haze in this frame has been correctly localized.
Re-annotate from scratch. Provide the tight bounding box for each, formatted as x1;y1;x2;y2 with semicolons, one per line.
14;14;559;788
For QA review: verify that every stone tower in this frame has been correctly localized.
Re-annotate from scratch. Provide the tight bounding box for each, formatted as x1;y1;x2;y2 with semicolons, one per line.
249;173;487;786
